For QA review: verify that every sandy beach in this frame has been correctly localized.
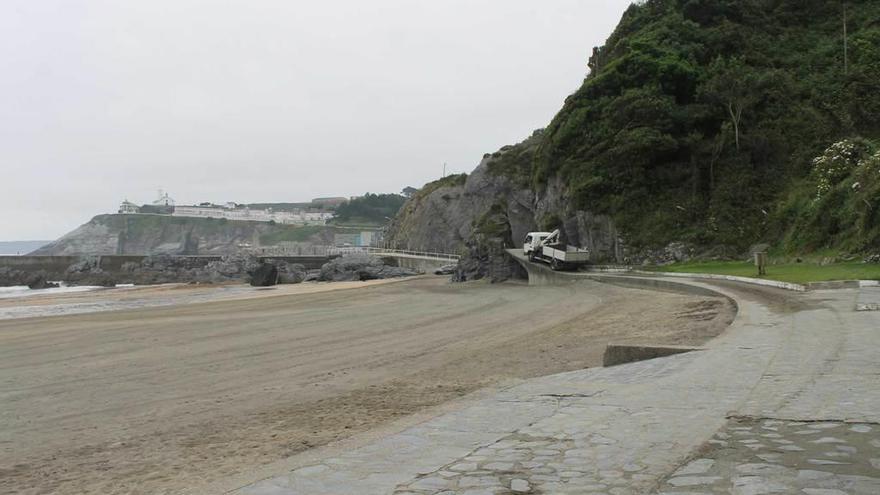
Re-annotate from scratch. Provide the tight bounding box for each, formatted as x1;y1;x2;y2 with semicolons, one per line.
0;276;734;494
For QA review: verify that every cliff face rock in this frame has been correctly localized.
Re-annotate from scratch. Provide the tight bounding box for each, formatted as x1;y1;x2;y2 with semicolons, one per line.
388;159;535;254
33;214;332;256
387;132;625;280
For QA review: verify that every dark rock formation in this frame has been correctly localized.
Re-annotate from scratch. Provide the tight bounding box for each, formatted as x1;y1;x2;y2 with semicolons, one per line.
248;263;279;287
199;254;261;283
0;267;26;287
270;260;306;284
64;256;117;287
25;271;59;290
453;240;526;283
387;133;623;280
318;254;419;282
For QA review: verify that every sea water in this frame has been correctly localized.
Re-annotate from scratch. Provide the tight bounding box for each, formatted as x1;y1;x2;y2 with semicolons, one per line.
0;284;112;300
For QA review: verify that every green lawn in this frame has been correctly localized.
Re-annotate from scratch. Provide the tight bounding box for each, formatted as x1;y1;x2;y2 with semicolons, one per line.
646;261;880;284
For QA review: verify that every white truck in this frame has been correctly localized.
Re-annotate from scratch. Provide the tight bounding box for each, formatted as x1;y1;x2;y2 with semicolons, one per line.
523;229;590;270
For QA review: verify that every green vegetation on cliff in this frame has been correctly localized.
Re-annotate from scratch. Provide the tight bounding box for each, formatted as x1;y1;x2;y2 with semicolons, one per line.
331;193;407;225
490;0;880;253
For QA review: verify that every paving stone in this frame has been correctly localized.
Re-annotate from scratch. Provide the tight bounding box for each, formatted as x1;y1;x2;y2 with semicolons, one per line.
731;476;792;494
756;454;783;463
449;463;478;472
458;476;500;488
778;444;806;452
811;437;846;444
736;463;788;476
850;425;872;433
510;478;530;493
409;476;452;491
666;476;723;487
673;459;715;476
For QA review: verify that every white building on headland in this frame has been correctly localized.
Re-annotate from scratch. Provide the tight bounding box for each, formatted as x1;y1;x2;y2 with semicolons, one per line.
172;204;334;225
118;200;140;214
117;192;335;226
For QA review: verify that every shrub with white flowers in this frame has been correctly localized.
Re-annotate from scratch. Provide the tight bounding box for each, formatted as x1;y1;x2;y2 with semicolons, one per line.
811;139;874;200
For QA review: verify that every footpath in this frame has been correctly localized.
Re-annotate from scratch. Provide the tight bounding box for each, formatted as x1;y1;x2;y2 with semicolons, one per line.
234;260;880;495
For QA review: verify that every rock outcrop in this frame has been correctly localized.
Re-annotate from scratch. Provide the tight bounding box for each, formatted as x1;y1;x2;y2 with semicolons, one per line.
387;132;624;281
25;272;59;290
248;263;279;287
65;257;117;287
317;254;419;282
0;268;60;289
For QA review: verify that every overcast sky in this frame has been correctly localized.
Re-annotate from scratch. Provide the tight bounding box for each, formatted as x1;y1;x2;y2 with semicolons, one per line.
1;0;632;240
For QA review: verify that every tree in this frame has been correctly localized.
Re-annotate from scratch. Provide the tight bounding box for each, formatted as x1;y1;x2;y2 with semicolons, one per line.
700;57;760;152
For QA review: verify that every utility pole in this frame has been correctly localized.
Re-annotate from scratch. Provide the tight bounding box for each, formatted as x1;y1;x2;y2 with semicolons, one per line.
844;1;849;76
442;162;447;178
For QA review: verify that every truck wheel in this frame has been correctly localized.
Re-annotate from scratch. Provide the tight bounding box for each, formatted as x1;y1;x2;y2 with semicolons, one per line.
551;258;559;271
528;252;536;262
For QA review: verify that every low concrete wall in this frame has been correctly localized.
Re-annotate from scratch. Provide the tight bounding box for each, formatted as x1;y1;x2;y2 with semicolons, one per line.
630;269;807;292
0;256;80;278
388;256;451;274
0;254;333;279
506;250;731;299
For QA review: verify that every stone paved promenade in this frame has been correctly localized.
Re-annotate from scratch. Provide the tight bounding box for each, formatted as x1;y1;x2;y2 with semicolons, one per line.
235;274;880;494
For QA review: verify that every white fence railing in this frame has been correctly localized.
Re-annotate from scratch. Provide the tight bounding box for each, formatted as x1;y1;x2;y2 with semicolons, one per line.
328;247;460;262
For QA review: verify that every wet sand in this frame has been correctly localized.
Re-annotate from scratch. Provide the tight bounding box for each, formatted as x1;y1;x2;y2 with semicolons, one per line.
0;276;734;494
0;279;408;320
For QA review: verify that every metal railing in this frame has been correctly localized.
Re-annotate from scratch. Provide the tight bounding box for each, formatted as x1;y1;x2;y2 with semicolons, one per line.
328;246;460;262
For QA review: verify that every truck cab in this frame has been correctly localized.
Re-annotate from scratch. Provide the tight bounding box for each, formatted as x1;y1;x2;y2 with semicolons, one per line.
523;232;553;259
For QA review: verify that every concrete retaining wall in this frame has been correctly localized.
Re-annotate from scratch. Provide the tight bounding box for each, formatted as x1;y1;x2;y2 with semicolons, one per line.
389;256;451;274
506;250;732;299
0;256;81;278
0;254;333;279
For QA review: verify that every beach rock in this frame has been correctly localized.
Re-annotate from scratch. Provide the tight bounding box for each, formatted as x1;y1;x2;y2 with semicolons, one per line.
248;263;279;287
67;273;117;287
277;262;306;284
318;254;419;282
64;256;116;286
0;267;27;287
201;254;261;282
66;256;101;275
25;271;59;290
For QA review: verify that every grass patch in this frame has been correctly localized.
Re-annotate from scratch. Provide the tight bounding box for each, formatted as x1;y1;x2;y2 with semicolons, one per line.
647;261;880;284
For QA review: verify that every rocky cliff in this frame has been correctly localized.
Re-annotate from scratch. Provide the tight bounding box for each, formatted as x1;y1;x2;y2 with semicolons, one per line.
388;131;624;281
388;0;880;277
33;214;334;256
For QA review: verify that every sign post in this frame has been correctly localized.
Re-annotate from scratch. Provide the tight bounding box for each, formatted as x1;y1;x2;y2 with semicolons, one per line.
754;252;768;276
